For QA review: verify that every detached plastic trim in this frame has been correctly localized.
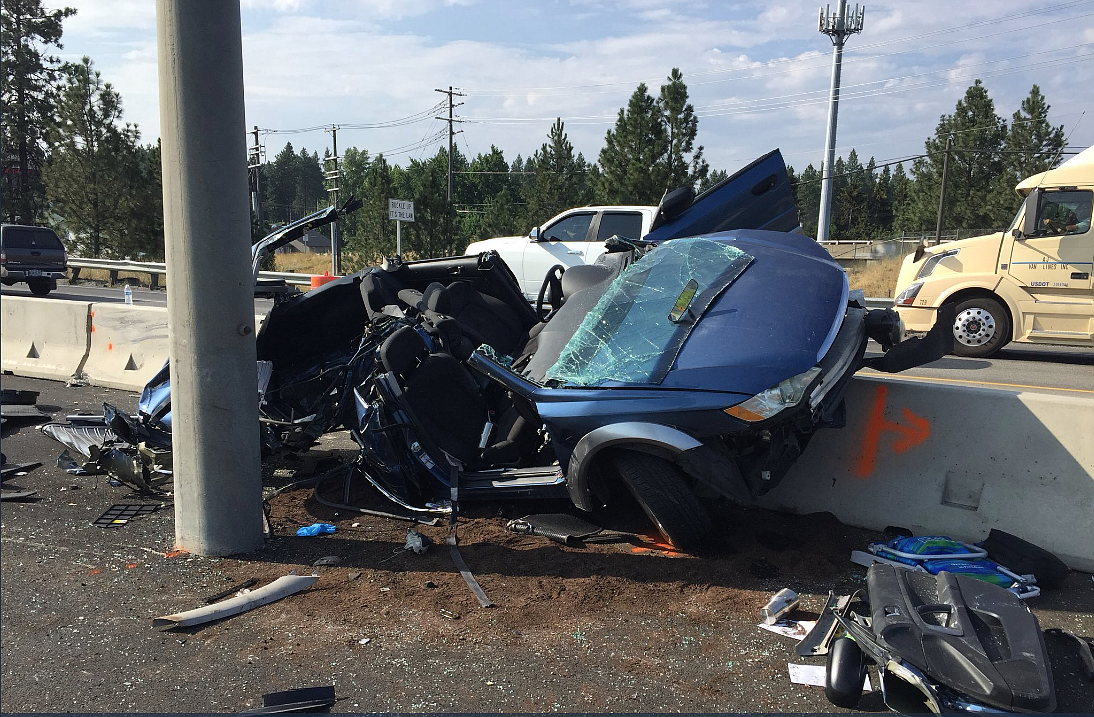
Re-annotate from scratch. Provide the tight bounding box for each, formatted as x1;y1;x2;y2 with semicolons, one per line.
153;573;318;629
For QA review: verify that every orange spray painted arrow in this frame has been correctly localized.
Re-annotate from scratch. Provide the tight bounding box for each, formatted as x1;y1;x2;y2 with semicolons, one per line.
855;384;931;478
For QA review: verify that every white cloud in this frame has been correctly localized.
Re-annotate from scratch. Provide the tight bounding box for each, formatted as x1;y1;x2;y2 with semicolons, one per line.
51;0;1094;176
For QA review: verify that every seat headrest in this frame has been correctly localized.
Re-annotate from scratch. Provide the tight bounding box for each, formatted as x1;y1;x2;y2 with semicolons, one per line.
397;288;425;311
561;264;614;297
421;282;450;313
380;326;428;377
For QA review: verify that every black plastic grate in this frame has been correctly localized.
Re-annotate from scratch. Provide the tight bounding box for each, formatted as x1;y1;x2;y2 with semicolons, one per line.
92;503;160;527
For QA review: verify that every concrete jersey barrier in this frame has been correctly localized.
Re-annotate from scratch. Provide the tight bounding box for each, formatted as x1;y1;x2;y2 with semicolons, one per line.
83;302;173;390
1;295;91;381
758;375;1094;572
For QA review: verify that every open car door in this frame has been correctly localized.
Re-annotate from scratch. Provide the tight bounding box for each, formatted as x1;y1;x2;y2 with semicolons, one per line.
643;149;799;242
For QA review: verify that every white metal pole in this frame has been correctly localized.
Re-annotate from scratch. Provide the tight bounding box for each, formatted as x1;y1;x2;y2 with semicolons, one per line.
817;33;843;242
156;0;264;555
816;1;863;243
396;220;402;256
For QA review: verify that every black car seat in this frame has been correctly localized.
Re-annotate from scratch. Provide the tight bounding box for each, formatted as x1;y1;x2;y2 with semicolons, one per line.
360;269;410;321
419;281;528;356
379;326;536;468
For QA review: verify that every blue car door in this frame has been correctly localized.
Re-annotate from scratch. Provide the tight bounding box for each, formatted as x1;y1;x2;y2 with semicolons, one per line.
643;149;799;242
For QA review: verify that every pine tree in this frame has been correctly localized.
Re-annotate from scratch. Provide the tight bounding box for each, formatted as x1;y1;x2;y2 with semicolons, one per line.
42;57;139;258
658;68;708;190
1;0;76;223
114;140;164;260
890;162;913;232
906;80;1007;233
790;164;821;237
527;118;589;221
1001;84;1066;208
597;83;668;204
697;168;729;194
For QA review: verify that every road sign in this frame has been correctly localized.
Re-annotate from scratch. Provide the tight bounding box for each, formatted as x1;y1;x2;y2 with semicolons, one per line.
388;199;415;222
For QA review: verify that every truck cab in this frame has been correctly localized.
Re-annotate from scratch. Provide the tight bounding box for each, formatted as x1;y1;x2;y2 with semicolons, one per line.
893;147;1093;357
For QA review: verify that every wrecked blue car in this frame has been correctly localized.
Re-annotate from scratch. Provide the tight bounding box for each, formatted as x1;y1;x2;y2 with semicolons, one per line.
44;150;951;549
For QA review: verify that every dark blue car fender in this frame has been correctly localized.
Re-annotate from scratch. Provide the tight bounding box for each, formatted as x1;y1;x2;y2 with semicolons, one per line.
565;422;751;510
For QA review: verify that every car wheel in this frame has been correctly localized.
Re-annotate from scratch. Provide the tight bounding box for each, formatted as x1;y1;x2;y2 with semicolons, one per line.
28;280;52;296
609;451;712;551
949;296;1009;358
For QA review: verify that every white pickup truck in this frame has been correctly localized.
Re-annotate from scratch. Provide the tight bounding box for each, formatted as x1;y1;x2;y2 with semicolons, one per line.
465;150;802;300
465;205;658;299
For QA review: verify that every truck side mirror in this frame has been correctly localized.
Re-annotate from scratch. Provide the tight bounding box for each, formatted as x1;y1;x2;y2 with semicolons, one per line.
1020;189;1042;238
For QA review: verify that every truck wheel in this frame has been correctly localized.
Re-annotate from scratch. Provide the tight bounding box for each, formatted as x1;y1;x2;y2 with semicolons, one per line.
28;280;52;296
949;296;1009;358
609;451;711;551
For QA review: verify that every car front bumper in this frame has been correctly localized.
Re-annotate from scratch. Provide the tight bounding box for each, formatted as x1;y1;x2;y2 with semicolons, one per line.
895;305;939;333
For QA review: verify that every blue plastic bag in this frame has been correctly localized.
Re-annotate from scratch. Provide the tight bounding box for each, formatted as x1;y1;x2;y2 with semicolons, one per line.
296;523;337;537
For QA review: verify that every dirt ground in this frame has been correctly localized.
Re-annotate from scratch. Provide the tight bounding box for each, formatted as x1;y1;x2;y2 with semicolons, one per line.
2;374;1092;713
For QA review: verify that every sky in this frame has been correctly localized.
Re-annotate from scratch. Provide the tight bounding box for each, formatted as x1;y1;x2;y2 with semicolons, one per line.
52;0;1094;177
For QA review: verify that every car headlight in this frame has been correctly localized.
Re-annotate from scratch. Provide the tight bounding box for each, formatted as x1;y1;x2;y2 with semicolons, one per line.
915;248;959;279
894;282;922;306
723;367;822;422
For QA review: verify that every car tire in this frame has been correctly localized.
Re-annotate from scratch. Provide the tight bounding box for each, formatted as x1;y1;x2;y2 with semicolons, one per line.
609;451;712;551
28;280;52;296
949;296;1009;358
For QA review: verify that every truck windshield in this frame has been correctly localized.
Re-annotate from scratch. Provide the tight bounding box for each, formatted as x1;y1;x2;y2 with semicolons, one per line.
544;237;753;386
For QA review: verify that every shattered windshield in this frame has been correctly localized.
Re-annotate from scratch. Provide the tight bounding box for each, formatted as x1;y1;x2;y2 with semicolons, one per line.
544;238;753;386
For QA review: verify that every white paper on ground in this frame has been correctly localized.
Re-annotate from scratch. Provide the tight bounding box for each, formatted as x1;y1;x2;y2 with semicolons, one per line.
787;663;872;691
757;619;817;640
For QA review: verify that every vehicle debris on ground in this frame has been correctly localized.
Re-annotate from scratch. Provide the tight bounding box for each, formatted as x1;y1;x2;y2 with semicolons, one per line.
153;572;319;629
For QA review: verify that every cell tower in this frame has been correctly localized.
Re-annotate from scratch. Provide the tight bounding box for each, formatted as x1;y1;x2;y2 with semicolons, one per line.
816;1;865;242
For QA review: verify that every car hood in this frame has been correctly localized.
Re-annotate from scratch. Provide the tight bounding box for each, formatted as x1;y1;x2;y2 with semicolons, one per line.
662;229;849;396
465;235;526;254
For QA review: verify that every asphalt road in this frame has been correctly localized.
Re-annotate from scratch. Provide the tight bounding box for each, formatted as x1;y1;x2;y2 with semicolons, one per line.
4;281;1092;393
2;374;1092;713
862;341;1094;397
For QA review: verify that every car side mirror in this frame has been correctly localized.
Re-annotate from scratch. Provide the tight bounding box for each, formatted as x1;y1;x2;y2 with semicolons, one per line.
650;186;696;232
1020;189;1041;238
529;226;540;241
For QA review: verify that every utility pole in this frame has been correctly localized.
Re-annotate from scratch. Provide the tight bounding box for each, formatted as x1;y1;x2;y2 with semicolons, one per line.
934;133;954;246
324;125;342;275
156;0;264;555
435;86;464;244
816;1;865;242
248;125;264;230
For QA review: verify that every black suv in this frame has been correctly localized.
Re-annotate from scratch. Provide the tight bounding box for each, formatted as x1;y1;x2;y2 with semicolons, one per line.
1;224;68;295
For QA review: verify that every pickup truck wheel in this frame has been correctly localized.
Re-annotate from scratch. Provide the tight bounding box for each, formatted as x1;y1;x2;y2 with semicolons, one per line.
28;280;52;296
609;451;711;551
949;296;1009;358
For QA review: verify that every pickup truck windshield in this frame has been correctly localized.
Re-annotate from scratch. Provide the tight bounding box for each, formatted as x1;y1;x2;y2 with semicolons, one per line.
545;237;753;386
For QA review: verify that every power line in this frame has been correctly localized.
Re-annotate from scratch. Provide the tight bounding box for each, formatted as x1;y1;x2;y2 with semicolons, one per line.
259;101;447;136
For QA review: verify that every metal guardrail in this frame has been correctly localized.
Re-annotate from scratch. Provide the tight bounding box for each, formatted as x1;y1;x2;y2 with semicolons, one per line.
68;258;314;288
67;257;896;309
